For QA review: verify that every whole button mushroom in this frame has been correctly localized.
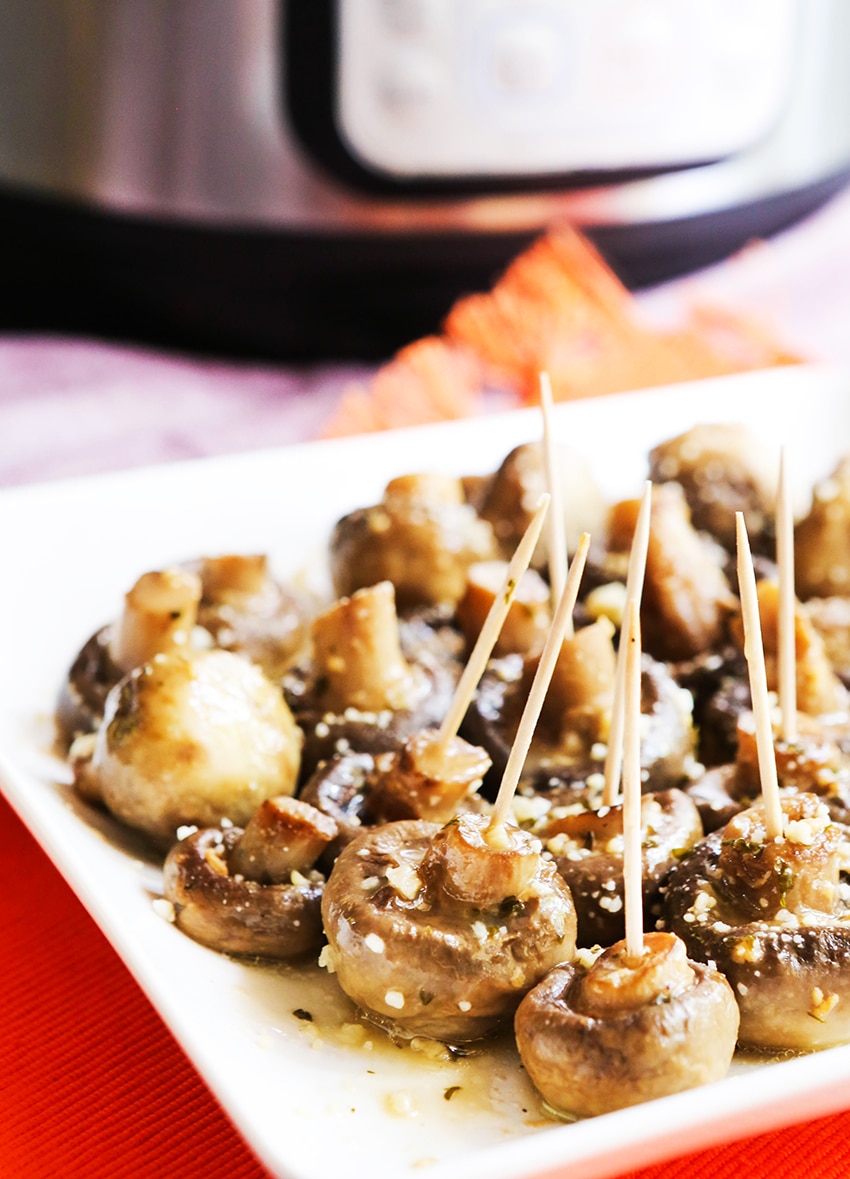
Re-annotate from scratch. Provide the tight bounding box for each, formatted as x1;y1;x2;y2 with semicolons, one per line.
86;647;303;847
515;931;738;1118
321;813;576;1043
284;581;460;780
665;793;850;1051
163;796;337;959
330;473;498;610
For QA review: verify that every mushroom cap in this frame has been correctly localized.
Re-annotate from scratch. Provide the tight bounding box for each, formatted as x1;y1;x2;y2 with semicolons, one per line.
543;788;704;948
465;652;695;798
664;827;850;1050
163;826;324;959
55;624;122;750
515;952;738;1118
321;819;576;1043
94;648;302;845
330;493;497;610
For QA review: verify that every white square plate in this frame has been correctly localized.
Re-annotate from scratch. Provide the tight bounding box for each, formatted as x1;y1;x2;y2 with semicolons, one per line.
3;363;850;1179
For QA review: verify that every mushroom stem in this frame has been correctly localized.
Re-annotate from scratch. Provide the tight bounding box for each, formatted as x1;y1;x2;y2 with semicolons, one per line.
777;449;797;742
109;567;202;673
489;531;591;835
369;731;491;824
603;481;652;806
201;553;269;597
537;615;616;741
736;511;783;840
229;796;338;883
309;581;420;713
423;811;543;908
456;561;550;657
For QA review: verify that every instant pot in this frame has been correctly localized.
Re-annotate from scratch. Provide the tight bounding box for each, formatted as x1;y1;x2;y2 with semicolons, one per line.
2;0;850;360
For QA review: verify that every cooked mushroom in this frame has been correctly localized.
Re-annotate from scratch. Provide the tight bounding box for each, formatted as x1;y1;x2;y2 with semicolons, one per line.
86;647;302;846
804;595;850;688
608;483;737;663
473;441;607;568
456;561;551;657
365;731;492;825
283;582;461;780
190;553;309;679
162;796;337;958
533;787;703;947
648;423;775;554
664;792;850;1050
330;473;498;609
56;566;202;749
321;814;576;1043
298;751;377;865
795;454;850;600
673;646;750;767
684;708;850;833
729;578;850;718
465;649;695;797
295;735;492;874
515;931;738;1118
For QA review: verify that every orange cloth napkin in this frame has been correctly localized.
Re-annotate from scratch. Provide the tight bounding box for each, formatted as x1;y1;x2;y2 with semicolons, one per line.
320;228;800;438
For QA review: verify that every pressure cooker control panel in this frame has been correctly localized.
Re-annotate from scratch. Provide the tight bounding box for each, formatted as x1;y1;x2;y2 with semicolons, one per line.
290;0;800;187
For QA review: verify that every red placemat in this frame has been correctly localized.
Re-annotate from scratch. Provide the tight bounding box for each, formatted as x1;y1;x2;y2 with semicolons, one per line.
3;790;850;1179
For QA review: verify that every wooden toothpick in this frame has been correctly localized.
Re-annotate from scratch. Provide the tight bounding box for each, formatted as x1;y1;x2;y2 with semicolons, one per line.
736;512;783;840
489;532;591;833
435;494;550;750
602;481;653;807
776;448;797;743
622;598;644;964
539;372;567;619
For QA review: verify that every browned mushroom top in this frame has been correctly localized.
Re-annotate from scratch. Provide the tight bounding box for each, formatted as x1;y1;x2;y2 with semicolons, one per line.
330;474;498;610
529;787;703;948
163;796;337;959
321;814;576;1043
664;793;850;1050
515;931;738;1118
190;553;309;679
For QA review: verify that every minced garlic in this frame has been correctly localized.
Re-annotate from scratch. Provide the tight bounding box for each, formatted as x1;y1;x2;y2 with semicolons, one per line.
810;987;840;1022
318;944;337;973
386;863;422;900
152;897;176;923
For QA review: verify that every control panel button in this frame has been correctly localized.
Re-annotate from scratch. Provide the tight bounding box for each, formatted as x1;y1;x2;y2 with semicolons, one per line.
487;22;563;96
377;51;445;117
